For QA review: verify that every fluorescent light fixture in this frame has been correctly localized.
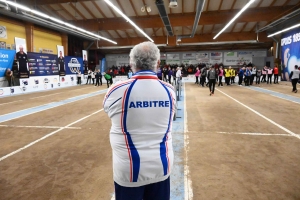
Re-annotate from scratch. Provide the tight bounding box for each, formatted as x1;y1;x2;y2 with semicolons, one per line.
178;40;258;46
99;44;167;49
213;0;256;39
0;0;117;44
268;23;300;37
104;0;154;42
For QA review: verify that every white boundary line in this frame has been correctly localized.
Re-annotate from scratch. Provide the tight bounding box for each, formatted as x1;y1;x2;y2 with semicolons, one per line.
0;100;23;106
0;125;81;129
216;89;300;140
217;132;291;136
30;92;62;99
0;109;103;162
184;83;193;200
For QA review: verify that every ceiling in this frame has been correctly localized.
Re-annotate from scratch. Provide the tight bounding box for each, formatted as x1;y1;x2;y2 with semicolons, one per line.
21;0;300;53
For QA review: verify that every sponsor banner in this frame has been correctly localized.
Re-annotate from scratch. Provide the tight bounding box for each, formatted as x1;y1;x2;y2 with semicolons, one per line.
113;76;129;82
116;55;130;61
210;52;223;58
182;53;195;60
238;51;253;57
167;54;180;60
252;51;267;57
101;58;106;74
210;58;223;64
0;49;16;78
196;52;209;59
182;60;198;65
116;61;130;66
225;52;237;57
64;56;83;75
160;53;167;60
166;60;180;65
82;50;88;74
27;52;58;76
281;27;300;81
182;75;196;82
223;57;253;66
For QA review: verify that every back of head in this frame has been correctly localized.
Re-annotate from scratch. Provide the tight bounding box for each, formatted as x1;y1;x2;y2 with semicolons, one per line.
129;42;160;73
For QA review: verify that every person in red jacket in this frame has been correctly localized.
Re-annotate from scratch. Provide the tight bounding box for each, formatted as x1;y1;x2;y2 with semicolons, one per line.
273;65;279;84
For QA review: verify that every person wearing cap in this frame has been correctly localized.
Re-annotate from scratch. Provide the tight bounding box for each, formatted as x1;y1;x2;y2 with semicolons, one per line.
103;41;176;200
289;65;300;93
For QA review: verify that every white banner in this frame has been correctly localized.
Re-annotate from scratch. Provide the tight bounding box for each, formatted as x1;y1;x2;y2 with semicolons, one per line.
224;52;237;57
252;51;267;57
182;53;195;60
167;60;180;65
160;53;167;60
116;61;130;66
224;57;253;65
210;52;223;58
238;51;253;57
210;58;223;64
116;55;130;61
167;54;179;60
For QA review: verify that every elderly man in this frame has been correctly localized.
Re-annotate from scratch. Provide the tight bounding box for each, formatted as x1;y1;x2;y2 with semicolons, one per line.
103;41;176;200
16;45;28;73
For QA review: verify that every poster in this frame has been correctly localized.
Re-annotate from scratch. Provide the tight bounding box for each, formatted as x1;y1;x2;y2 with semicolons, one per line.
27;52;58;76
0;41;6;49
64;56;83;75
0;49;16;78
57;45;65;76
0;26;7;39
15;37;29;78
281;27;300;81
82;50;88;75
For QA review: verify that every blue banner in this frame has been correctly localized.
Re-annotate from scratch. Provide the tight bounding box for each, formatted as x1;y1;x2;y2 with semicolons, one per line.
64;56;83;75
0;49;16;78
101;58;106;73
281;27;300;81
27;52;58;76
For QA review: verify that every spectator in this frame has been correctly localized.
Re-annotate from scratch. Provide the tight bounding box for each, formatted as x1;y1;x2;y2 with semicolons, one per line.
194;67;200;84
95;69;102;86
5;68;14;87
267;67;273;84
91;70;96;85
273;65;279;84
207;66;217;96
289;65;299;93
86;70;92;84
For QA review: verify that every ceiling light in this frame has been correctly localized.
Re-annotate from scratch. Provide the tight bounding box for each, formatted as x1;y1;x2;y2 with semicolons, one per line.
169;0;178;8
104;0;154;42
267;23;300;37
213;0;256;39
0;0;117;44
146;6;151;13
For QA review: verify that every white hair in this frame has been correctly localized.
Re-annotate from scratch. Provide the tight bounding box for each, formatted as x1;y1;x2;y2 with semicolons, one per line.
129;42;160;72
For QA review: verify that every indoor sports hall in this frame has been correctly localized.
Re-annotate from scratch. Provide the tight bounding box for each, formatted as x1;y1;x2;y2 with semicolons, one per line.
0;0;300;200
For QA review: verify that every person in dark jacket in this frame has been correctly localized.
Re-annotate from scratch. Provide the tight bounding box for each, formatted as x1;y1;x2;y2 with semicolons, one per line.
95;69;102;86
238;67;245;86
167;67;173;84
289;65;300;93
207;67;217;96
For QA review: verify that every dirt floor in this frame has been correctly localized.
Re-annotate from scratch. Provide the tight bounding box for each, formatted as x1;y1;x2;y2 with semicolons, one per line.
0;82;300;200
185;82;300;200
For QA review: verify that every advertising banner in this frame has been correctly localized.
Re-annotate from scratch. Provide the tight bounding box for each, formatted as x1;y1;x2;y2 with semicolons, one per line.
160;53;167;60
182;53;195;60
64;56;83;75
224;52;237;57
210;58;223;64
196;52;209;63
166;60;180;65
223;57;253;66
15;37;29;78
167;54;180;60
210;52;223;58
57;45;65;76
27;52;58;76
0;49;16;78
101;58;106;73
281;28;300;81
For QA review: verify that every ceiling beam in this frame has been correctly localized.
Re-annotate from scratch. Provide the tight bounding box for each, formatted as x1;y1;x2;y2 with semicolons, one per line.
69;2;87;20
79;2;97;19
269;0;277;7
57;4;77;21
205;0;210;12
230;0;237;10
256;0;264;8
239;22;248;32
73;6;295;31
182;0;184;14
94;32;272;47
283;0;291;6
92;1;107;18
115;30;123;38
24;0;99;5
218;0;224;11
129;0;138;16
39;5;67;21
